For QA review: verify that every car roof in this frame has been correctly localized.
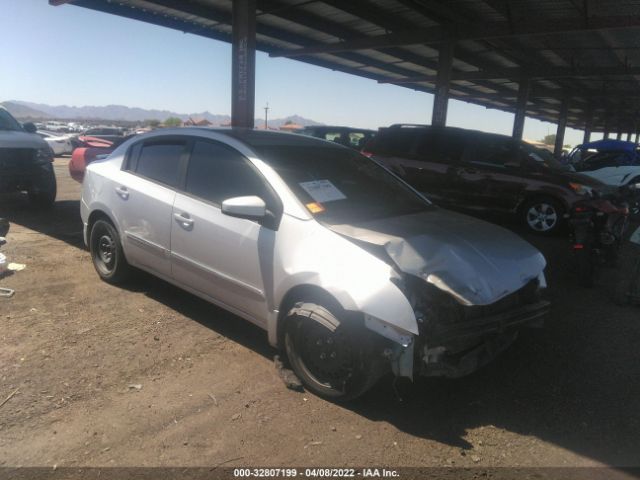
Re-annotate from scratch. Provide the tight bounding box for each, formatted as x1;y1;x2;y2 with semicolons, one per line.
579;139;637;152
303;125;376;133
379;124;521;144
190;127;348;150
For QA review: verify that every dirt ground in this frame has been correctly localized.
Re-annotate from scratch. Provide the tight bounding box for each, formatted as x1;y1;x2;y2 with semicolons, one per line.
1;158;640;473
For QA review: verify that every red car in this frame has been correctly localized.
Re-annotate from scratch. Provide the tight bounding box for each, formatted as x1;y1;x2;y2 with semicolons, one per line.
69;135;132;182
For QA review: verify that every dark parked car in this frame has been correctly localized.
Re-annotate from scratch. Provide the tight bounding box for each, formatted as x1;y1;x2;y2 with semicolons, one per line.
300;126;375;150
363;124;606;234
0;107;56;206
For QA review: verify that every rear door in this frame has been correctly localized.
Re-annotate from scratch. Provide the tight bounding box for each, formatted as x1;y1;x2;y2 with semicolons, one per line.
456;135;527;212
410;128;468;204
170;139;281;325
113;137;188;278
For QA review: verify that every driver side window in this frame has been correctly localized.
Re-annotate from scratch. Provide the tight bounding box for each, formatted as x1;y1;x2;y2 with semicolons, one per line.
185;140;274;208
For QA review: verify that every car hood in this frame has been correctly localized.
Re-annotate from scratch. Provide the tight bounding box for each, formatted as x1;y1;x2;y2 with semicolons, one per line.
0;130;48;149
554;169;606;187
328;209;546;306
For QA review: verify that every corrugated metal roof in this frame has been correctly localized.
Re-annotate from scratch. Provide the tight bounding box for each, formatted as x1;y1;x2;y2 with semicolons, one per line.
51;0;640;132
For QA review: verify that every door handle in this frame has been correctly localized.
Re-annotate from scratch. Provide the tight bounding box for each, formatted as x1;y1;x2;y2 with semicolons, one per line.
115;186;129;200
173;212;194;229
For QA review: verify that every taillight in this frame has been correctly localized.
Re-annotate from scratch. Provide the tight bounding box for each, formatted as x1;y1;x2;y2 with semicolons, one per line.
361;150;373;158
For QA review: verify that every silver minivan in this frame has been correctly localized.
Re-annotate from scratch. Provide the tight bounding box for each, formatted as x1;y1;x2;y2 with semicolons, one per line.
81;128;549;400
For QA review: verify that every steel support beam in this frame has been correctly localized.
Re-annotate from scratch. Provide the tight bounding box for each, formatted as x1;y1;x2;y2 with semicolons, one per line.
231;0;256;128
432;42;454;127
512;78;530;140
627;132;633;141
583;104;593;144
554;97;569;158
636;132;640;144
603;112;611;138
617;131;623;140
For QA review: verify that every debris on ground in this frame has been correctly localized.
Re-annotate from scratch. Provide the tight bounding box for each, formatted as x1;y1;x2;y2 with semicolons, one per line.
231;413;241;421
304;441;322;449
274;354;303;392
127;384;143;391
0;287;15;298
8;263;26;272
0;388;19;410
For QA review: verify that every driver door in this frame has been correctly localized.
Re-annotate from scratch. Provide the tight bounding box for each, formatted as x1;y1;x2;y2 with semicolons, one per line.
170;139;280;325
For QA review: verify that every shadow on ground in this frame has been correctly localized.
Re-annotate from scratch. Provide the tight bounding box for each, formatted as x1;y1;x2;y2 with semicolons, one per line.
3;194;640;469
0;195;84;249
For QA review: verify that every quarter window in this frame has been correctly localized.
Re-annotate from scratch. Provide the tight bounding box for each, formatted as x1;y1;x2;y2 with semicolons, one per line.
185;140;272;206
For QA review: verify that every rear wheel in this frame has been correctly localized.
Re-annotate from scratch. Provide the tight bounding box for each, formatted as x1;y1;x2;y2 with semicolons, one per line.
522;197;564;235
284;302;384;401
89;219;131;284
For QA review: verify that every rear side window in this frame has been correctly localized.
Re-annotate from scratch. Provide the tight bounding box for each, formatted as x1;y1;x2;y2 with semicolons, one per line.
414;129;467;164
130;140;186;187
462;136;516;167
185;140;273;206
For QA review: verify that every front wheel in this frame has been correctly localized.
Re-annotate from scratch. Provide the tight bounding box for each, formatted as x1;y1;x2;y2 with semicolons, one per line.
89;219;131;284
284;302;385;401
521;198;564;235
28;169;57;208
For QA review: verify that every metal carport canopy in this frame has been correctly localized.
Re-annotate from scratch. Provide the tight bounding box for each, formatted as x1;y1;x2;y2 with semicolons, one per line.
50;0;640;147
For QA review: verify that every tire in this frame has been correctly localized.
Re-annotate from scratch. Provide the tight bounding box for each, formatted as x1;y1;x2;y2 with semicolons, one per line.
28;170;57;208
521;197;565;235
284;302;384;401
89;219;131;284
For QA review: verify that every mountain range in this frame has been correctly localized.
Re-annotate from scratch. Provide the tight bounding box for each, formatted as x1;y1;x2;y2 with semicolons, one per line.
1;100;322;128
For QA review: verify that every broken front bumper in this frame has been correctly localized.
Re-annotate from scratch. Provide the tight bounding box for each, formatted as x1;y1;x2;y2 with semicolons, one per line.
386;276;550;380
419;299;550;378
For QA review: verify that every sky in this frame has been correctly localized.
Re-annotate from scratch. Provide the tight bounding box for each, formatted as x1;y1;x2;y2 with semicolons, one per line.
1;0;602;146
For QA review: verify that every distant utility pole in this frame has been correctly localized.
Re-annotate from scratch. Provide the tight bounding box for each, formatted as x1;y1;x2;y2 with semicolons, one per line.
264;102;270;129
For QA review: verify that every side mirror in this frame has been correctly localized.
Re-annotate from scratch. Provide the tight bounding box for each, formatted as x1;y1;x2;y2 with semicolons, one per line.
221;196;266;220
23;122;37;134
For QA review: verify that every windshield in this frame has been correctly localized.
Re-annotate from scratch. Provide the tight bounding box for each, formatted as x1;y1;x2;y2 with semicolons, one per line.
521;143;568;170
574;150;634;171
0;109;23;131
254;145;433;224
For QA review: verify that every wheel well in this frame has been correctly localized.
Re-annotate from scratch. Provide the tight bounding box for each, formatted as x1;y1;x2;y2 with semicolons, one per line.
87;210;117;245
517;194;567;215
276;285;346;349
87;210;114;233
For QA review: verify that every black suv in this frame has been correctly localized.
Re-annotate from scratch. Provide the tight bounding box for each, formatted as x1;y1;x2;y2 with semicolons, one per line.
364;124;605;234
0;107;56;206
300;126;376;150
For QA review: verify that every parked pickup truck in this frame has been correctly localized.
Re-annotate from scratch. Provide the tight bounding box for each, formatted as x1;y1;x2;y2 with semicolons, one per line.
0;106;56;206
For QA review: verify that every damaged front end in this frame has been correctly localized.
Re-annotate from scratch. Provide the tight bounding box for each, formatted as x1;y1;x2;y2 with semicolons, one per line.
329;209;550;381
385;274;549;380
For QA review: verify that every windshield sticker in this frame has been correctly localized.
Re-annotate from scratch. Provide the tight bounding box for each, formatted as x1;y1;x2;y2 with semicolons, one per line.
305;202;325;214
299;180;347;203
